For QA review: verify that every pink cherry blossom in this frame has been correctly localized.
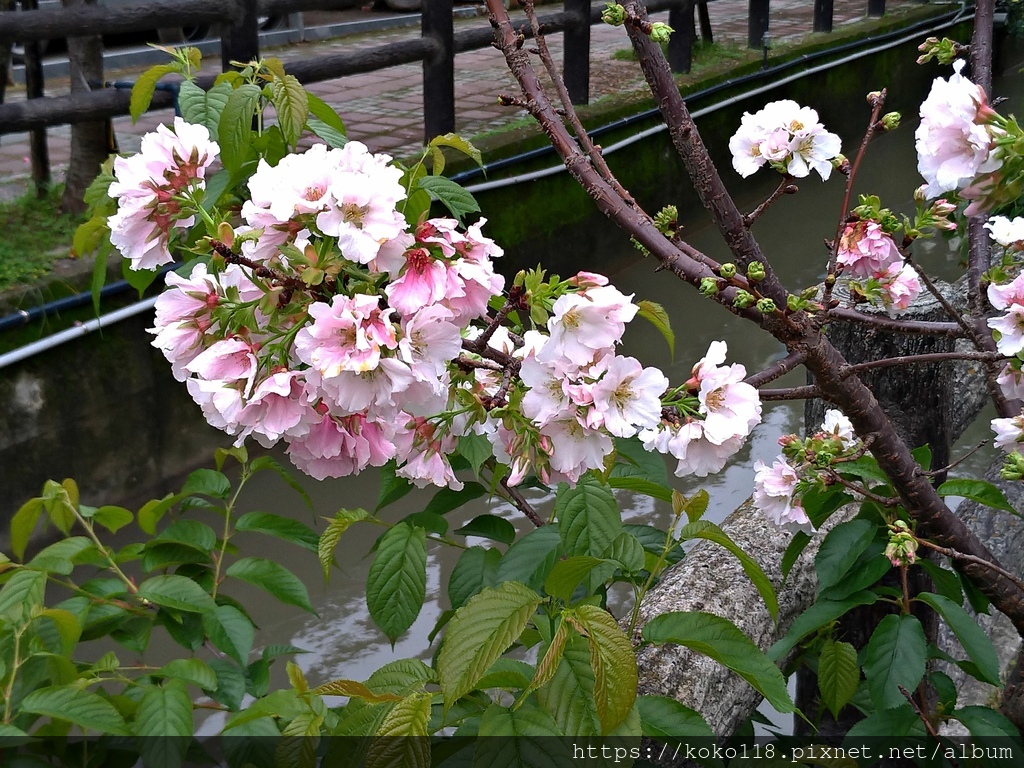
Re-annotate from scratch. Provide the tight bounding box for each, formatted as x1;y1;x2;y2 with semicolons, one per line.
294;294;398;378
992;412;1024;453
820;409;857;449
236;370;315;448
987;273;1024;311
877;263;921;315
589;355;668;438
385;247;452;317
836;221;902;279
185;337;259;395
753;458;813;531
693;343;762;445
985;215;1024;248
988;305;1024;356
998;364;1024;402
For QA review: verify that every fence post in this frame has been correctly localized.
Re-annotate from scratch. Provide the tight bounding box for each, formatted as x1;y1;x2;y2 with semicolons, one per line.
697;1;713;43
20;0;49;196
867;0;885;17
747;0;769;49
564;0;590;104
221;0;259;70
423;0;454;142
813;0;833;33
667;0;695;74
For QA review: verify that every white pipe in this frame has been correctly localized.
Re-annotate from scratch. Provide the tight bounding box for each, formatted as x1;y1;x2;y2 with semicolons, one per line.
465;12;972;194
0;11;970;368
0;296;159;371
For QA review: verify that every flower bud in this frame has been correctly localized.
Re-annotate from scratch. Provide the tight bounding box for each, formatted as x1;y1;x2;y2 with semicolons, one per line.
1001;451;1024;482
699;277;719;296
719;262;737;279
756;298;777;314
217;221;235;245
649;22;673;43
866;90;883;104
831;154;850;175
733;290;755;309
880;112;901;131
601;1;625;26
747;262;766;282
913;185;928;203
884;520;918;567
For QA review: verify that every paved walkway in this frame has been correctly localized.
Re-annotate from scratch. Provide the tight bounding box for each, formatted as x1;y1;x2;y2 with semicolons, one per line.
0;0;924;199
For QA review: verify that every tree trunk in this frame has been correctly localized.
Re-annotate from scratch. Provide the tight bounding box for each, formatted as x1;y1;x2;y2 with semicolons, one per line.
60;0;111;215
0;0;13;109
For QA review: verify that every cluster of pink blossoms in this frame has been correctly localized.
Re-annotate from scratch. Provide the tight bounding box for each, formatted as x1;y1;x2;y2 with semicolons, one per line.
835;220;921;315
915;60;1001;205
752;409;856;532
728;99;842;181
107;118;220;270
122;122;760;489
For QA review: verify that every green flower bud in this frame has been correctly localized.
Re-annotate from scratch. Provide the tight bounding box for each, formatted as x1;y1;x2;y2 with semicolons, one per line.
756;298;777;314
884;520;918;567
746;262;766;282
601;2;625;26
649;21;673;43
654;205;679;234
880;112;901;131
733;290;755;309
1001;452;1024;482
719;262;737;279
699;277;719;296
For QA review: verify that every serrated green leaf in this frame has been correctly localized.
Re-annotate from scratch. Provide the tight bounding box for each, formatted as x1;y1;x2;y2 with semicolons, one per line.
416;175;480;222
306;91;346;135
556;477;622;586
0;569;46;621
643;611;794;713
137;493;181;535
136;681;193;747
570;604;638;733
236;511;318;552
91;505;133;534
781;531;811;581
477;658;535;690
495;525;562;591
72;215;107;258
637;694;715;744
544;556;615;603
270;74;309;148
818;638;859;719
27;536;94;575
603;531;645;574
312;678;402;702
156;657;218;690
152;519;217;552
202;604;255;665
424;482;487;516
677;520;778;620
819;546;890;601
636;299;675;359
457;433;493;476
11;497;43;561
475;702;568;767
21;686;129;735
523;622;569;700
366;523;427;643
769;591;878;661
612;436;669;487
218;83;262;173
130;64;175;122
455;514;516;546
364;696;431;768
319;508;371;581
438;581;543;708
35;608;81;655
209;659;246;710
815;518;876;591
917;592;1000;685
178;79;233;134
429;133;483;167
449;546;501;611
845;705;924;738
249;454;314;511
938;478;1017;514
181;468;232;500
953;705;1023;740
863;614;927;711
918;559;963;605
366;658;436;696
376;462;413;511
535;631;599;734
138;574;216;613
226;557;316;613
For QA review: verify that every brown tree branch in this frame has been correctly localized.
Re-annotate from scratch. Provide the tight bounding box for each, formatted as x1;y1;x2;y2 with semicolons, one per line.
744;350;806;388
827;308;966;337
758;385;823;402
839;350;1005;377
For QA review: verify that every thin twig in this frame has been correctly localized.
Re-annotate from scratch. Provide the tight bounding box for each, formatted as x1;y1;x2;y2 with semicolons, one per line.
500;476;545;527
826;469;899;507
744;351;806;388
920;440;990;477
743;176;795;228
898;685;940;740
758;385;823;401
827;308;966;337
903;254;982;346
840;350;1005;378
914;536;1024;593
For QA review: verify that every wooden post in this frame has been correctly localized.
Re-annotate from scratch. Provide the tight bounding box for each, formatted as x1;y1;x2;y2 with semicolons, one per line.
868;0;885;18
697;0;713;43
20;0;49;196
422;0;454;142
747;0;769;49
667;0;695;74
220;0;258;70
813;0;833;33
563;0;590;105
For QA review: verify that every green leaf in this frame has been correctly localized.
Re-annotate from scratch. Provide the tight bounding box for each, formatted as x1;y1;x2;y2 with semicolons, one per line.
35;608;82;655
366;523;427;643
138;574;216;614
455;514;516;546
429;133;483;168
623;524;684;565
917;592;1000;685
476;657;535;690
0;569;46;620
226;557;316;614
138;493;181;535
73;215;107;258
269;74;309;148
307;117;347;148
815;518;876;591
863;614;927;711
249;454;314;511
236;511;318;552
817;638;859;719
475;702;568;767
953;705;1023;740
556;476;622;569
209;659;246;710
202;604;255;665
130;64;175;122
91;505;133;534
21;686;129;735
181;468;232;500
677;520;778;620
457;433;493;476
643;611;794;713
424;482;487;516
534;631;599;734
938;478;1017;514
11;497;43;561
90;240;110;314
178;79;233;134
438;581;543;709
845;705;924;738
136;681;194;743
448;546;501;611
768;591;878;661
217;83;262;173
319;508;371;581
612;436;669;487
819;548;890;602
306;92;346;135
152;519;217;552
637;694;715;740
918;559;963;605
376;462;413;511
28;536;95;575
544;556;615;603
416;175;481;222
636;299;675;359
365;694;431;768
603;531;645;574
495;525;563;591
780;530;811;581
366;658;436;695
312;678;402;702
570;604;638;734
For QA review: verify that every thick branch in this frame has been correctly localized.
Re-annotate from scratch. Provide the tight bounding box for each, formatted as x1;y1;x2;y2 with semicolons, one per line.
758;385;823;402
827;308;965;337
744;351;806;388
839;350;1005;377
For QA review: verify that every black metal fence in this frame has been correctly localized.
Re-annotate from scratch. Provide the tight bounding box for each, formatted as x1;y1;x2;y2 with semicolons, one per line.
0;0;889;190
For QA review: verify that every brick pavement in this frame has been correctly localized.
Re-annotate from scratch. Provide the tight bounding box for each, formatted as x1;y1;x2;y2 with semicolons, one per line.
0;0;923;199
